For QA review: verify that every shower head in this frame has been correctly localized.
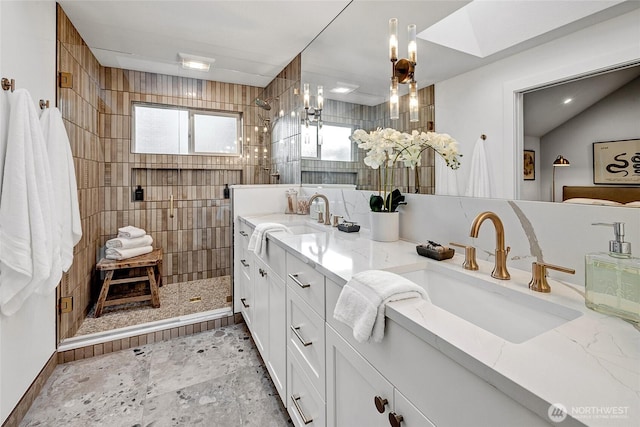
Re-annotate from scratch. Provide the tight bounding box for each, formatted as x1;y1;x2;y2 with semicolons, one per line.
255;98;271;110
255;97;277;111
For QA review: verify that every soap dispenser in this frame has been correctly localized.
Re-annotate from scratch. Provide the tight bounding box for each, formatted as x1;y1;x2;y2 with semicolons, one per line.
585;222;639;323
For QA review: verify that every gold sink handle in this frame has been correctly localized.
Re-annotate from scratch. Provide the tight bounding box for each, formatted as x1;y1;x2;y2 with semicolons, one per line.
449;242;479;271
528;262;575;293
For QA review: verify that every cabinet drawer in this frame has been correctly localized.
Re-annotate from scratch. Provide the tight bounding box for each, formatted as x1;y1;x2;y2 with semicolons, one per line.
256;237;286;280
287;253;325;317
288;348;326;427
287;288;325;396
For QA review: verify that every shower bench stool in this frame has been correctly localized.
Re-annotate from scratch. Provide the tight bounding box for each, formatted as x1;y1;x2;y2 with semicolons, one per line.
95;248;163;317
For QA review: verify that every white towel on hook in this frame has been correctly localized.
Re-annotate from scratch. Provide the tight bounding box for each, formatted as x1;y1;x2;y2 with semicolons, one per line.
105;245;153;260
333;270;429;343
247;222;290;254
117;225;147;239
464;137;492;198
106;234;153;249
0;89;11;193
435;155;459;196
0;89;55;315
40;107;83;278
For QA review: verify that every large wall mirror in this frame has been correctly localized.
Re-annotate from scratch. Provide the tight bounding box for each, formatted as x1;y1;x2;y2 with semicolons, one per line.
299;1;639;202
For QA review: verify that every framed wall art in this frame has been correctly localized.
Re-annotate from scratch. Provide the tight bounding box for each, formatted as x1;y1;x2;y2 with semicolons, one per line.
523;150;535;180
593;139;640;185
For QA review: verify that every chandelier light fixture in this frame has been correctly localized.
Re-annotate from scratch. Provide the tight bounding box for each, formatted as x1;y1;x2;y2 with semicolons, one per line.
302;83;324;145
389;18;418;122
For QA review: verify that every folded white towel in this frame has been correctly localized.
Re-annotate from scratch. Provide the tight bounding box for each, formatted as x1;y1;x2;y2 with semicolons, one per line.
333;270;429;344
117;225;146;239
247;223;290;254
106;234;153;249
105;245;153;260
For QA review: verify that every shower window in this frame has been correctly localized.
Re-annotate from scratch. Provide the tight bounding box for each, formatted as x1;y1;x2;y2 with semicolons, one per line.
132;103;242;155
301;123;353;161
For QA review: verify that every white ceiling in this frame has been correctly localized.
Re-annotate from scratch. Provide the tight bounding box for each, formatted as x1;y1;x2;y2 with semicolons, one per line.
59;0;640;109
524;65;640;138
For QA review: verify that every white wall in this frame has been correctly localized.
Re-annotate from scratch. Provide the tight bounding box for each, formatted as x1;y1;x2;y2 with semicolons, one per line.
0;1;57;423
435;8;640;199
540;76;640;202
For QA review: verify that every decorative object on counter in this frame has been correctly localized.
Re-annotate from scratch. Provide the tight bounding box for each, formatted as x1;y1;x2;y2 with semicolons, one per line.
351;127;460;242
338;221;360;233
416;241;455;261
297;196;310;215
585;222;639;322
247;222;291;254
134;185;144;201
528;261;575;293
285;188;298;214
333;269;429;343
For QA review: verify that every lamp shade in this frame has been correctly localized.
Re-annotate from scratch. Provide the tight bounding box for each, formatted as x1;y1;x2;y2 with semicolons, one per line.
553;155;570;166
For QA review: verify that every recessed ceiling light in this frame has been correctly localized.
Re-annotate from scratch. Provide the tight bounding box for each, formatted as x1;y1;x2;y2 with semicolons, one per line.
563;98;573;104
330;82;359;94
178;53;214;71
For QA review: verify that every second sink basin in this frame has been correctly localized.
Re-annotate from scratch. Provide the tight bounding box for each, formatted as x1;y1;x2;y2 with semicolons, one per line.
396;263;582;344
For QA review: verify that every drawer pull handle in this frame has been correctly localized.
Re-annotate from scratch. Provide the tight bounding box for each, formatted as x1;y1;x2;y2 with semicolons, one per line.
374;396;388;413
240;298;250;308
290;325;313;347
239;230;248;237
259;268;267;277
289;273;310;289
389;412;403;427
240;259;249;268
291;395;313;425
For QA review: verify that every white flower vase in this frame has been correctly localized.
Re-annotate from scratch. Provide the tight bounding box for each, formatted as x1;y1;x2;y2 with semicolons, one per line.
370;211;400;242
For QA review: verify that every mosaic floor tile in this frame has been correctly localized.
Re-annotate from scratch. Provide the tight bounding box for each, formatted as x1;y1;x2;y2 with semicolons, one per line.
20;324;291;427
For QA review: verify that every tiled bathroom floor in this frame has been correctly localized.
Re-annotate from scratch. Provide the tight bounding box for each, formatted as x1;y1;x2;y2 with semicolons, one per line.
21;323;292;427
75;276;232;337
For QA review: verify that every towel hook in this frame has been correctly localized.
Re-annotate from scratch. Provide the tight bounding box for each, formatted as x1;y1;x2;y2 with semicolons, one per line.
39;99;50;109
1;78;15;92
480;134;487;140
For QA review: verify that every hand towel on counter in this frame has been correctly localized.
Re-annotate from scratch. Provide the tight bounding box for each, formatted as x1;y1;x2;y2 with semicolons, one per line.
247;223;291;254
0;89;55;315
40;107;82;275
464;136;492;198
105;246;153;260
117;225;147;239
333;270;429;344
106;234;153;249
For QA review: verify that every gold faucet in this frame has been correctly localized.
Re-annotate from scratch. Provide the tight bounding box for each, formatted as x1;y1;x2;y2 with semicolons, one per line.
469;211;510;280
309;193;330;225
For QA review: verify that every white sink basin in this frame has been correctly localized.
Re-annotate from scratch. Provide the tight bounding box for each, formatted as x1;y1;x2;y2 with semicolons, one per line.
274;221;329;235
398;263;582;343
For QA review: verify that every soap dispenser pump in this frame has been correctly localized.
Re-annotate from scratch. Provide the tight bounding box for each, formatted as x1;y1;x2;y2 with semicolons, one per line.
585;222;639;323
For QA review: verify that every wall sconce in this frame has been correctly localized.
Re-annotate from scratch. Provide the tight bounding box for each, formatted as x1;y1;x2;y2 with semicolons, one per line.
389;19;418;122
302;83;324;145
552;155;570;202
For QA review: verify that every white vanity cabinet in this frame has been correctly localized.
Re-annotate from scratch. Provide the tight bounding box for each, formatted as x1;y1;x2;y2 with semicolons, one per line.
286;253;327;426
252;240;287;404
235;221;253;326
326;325;435;427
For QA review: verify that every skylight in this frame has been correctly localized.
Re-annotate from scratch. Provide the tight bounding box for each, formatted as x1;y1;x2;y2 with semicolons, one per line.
417;0;626;58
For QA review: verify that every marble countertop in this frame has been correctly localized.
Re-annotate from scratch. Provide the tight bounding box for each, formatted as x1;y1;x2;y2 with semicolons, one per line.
240;213;640;426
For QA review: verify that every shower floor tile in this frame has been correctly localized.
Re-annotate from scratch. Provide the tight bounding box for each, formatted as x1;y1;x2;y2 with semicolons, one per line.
74;276;232;337
21;324;292;427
